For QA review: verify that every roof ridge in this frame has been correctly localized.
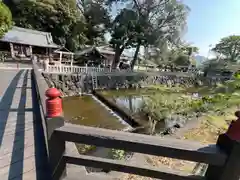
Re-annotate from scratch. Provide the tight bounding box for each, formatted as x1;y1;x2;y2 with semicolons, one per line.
13;26;49;36
0;26;59;48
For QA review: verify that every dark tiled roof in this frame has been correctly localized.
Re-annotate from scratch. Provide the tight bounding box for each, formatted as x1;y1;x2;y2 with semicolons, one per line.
75;45;132;60
0;26;59;48
74;47;96;56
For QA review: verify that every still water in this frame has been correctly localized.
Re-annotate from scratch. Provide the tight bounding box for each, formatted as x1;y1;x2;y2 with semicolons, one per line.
99;89;156;128
100;89;152;114
62;95;128;130
98;88;200;133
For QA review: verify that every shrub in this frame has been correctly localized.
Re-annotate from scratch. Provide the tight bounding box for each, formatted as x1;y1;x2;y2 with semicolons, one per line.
111;149;126;160
0;2;12;38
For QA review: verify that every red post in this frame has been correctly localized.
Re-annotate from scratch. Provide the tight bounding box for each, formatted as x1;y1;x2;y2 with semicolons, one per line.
45;88;63;118
225;111;240;141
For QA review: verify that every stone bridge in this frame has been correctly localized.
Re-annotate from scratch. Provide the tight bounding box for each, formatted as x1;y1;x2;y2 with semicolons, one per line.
0;61;240;180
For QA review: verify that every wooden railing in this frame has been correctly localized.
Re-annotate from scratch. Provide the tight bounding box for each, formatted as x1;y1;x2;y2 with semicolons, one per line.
32;60;240;180
46;119;240;180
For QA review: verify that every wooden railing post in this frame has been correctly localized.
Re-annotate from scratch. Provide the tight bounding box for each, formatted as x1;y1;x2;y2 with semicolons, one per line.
205;111;240;180
45;88;66;180
47;117;66;180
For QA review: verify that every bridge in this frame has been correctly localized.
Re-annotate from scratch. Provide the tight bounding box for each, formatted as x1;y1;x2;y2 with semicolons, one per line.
0;61;240;180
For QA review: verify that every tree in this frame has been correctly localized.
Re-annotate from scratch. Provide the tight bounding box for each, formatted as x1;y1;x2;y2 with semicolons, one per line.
133;0;189;67
166;44;198;66
180;45;199;56
80;0;111;45
212;35;240;62
108;0;189;69
5;0;87;51
110;8;141;68
0;2;12;38
174;54;189;66
5;0;111;50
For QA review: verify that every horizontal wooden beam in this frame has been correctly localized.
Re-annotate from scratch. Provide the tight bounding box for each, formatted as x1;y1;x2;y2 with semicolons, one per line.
64;153;203;180
56;124;227;166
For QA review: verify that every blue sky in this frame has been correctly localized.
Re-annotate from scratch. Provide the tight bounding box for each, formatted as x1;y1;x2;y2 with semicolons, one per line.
107;0;240;58
183;0;240;57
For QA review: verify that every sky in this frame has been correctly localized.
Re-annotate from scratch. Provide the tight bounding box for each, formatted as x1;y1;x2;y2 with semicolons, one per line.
106;0;240;58
183;0;240;58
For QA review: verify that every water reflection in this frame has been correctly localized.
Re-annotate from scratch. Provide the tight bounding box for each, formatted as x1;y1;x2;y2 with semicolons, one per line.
62;95;128;130
101;89;202;134
114;96;144;114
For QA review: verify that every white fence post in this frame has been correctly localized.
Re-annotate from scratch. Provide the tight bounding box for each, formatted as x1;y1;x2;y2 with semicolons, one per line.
44;64;122;74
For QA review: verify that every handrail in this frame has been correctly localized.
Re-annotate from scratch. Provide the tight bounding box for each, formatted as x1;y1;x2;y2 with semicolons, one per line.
56;124;226;166
48;122;240;180
64;153;203;180
49;121;240;180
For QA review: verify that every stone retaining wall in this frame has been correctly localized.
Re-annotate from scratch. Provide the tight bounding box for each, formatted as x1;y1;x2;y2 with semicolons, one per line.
43;72;228;96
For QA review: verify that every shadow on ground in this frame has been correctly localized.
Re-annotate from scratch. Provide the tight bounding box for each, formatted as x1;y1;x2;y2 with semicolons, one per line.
0;70;50;180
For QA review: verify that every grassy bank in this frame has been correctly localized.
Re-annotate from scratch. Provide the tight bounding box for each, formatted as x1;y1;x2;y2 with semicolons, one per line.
118;79;240;180
140;79;240;133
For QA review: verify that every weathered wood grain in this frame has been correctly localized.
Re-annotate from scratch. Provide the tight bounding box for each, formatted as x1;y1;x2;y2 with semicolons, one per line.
57;124;227;166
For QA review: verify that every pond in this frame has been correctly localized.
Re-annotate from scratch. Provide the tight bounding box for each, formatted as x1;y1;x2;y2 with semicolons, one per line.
62;95;133;173
98;89;163;131
62;95;129;130
98;88;202;134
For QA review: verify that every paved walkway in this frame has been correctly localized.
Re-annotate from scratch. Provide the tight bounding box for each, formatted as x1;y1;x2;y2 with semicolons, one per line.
0;69;50;180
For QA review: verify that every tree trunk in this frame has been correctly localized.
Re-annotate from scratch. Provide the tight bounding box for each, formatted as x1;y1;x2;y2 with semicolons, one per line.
130;42;141;70
129;96;133;113
112;45;125;69
148;116;157;135
112;49;120;69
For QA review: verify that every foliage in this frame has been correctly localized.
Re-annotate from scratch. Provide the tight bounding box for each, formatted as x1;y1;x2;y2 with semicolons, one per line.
5;0;87;51
110;8;141;68
180;45;199;56
234;72;240;79
174;54;190;66
110;149;126;160
108;0;189;69
212;35;240;62
224;79;240;91
5;0;112;50
76;144;96;154
169;45;198;66
0;2;12;38
7;0;109;51
141;94;194;120
82;0;111;45
201;58;240;76
201;59;225;71
140;79;240;134
146;43;199;68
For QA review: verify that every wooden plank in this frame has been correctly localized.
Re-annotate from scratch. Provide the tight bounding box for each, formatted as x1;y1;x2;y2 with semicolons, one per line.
0;145;35;168
3;127;33;137
10;169;48;180
219;142;240;180
0;156;36;180
64;154;204;180
57;124;227;166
